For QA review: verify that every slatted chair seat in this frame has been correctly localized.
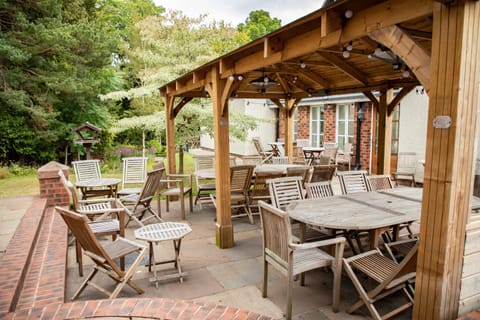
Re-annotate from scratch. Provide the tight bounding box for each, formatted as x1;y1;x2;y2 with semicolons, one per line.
272;156;290;164
343;242;419;320
55;207;147;300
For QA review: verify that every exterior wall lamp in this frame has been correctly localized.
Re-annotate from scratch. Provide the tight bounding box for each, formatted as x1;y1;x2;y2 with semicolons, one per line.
354;105;366;170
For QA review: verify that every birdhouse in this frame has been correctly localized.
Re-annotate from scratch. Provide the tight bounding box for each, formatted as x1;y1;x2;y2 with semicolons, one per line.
74;122;102;159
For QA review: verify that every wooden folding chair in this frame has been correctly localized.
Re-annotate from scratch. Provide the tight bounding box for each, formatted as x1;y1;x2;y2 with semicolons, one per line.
118;169;164;226
258;201;345;320
309;164;337;182
286;165;311;188
158;169;193;221
55;206;147;300
211;165;255;224
252;137;273;163
248;171;284;212
72;159;111;198
58;170;123;276
343;241;419;319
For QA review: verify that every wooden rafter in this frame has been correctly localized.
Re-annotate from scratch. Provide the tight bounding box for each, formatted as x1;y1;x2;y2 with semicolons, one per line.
317;51;369;85
363;91;379;109
297;68;330;88
220;77;242;116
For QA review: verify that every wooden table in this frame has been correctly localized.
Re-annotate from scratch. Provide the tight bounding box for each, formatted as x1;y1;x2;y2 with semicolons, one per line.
134;222;192;287
302;146;325;162
195;164;306;180
286;187;422;249
75;178;121;199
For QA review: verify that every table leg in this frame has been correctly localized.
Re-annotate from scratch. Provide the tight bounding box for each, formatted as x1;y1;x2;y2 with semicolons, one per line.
173;239;184;283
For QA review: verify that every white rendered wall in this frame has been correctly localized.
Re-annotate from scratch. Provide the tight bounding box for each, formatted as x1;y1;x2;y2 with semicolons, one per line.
200;99;276;156
397;86;429;183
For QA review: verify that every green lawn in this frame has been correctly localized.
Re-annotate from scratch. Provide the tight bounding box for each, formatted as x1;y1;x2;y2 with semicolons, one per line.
0;153;196;198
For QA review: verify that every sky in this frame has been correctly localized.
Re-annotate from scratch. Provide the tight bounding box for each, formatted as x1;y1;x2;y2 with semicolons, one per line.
152;0;326;26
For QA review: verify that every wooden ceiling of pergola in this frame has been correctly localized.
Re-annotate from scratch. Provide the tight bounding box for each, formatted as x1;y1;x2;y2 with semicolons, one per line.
159;0;433;101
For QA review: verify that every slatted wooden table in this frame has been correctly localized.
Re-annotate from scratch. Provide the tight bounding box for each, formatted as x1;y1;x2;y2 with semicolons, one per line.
287;187;423;249
75;178;121;199
134;222;192;288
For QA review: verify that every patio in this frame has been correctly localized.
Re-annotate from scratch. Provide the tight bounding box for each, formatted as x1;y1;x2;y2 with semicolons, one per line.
0;194;420;319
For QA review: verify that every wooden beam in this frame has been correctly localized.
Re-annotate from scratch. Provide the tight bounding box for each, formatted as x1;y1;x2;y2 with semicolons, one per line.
172;97;193;118
369;24;431;91
164;95;176;175
210;65;233;249
376;89;393;174
317;51;369;85
275;72;291;93
387;85;415;115
363;91;379;109
284;98;297;160
414;2;480;318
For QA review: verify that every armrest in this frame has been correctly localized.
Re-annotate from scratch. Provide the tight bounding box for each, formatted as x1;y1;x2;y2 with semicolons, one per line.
289;236;346;250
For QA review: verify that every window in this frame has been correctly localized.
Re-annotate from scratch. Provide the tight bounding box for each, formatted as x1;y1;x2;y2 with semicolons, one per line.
336;104;355;150
391;105;400;154
310;105;325;147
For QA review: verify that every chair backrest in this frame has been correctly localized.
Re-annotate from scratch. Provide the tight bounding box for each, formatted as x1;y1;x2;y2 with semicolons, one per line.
122;157;147;188
72;160;102;181
55;206;120;273
286;165;311;186
337;170;370;194
58;170;80;210
252;137;266;155
306;181;334;198
139;168;164;204
296;139;310;148
250;171;284;199
259;201;292;263
193;155;215;171
317;155;333;165
272;156;290;164
367;175;394;191
310;165;337;182
397;152;417;173
241;156;263;165
230;165;255;195
322;147;338;163
268;176;304;210
324;142;338;149
343;142;353;154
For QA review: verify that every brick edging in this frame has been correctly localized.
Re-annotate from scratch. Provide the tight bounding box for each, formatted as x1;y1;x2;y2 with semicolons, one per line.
0;197;47;316
7;298;274;319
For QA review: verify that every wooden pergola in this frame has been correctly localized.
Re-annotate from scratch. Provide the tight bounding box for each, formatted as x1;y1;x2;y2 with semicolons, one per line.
159;0;480;318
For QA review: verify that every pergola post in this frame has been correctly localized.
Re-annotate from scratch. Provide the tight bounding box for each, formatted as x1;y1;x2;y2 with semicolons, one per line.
284;99;296;160
165;95;176;174
376;89;393;174
414;1;480;319
208;65;233;249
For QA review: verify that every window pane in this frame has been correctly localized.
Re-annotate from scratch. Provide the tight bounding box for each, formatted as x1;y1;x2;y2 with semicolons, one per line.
338;105;345;119
312;121;317;133
338;121;346;134
392;123;399;139
392;141;398;154
320;121;324;132
348;121;354;135
348;104;355;120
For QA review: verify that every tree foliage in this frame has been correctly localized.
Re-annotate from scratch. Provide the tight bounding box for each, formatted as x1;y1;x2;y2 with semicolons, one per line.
237;10;282;40
0;0;123;164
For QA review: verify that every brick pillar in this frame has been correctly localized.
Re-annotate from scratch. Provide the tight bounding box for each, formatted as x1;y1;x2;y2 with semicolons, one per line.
37;161;70;207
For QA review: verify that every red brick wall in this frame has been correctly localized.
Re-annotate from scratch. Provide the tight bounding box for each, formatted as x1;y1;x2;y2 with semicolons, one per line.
324;104;336;143
276;102;373;172
37;161;70;207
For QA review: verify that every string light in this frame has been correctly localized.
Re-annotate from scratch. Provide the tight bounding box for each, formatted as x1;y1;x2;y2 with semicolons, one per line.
346;41;353;51
344;10;353;19
342;47;350;58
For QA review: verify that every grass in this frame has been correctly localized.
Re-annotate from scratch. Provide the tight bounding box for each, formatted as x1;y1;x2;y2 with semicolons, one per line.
0;153;197;199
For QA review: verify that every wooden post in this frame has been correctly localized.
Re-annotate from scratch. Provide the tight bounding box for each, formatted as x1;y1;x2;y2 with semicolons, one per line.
376;89;393;174
414;1;480;319
284;98;296;160
165;95;176;175
209;65;234;249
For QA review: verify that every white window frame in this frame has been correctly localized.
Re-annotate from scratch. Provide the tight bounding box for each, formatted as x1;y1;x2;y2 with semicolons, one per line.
336;103;355;149
310;105;325;147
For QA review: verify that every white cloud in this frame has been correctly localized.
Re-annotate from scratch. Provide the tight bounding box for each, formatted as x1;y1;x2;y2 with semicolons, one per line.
153;0;325;26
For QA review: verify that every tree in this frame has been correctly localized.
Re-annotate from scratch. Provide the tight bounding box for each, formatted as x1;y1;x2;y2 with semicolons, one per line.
237;10;282;40
0;0;122;165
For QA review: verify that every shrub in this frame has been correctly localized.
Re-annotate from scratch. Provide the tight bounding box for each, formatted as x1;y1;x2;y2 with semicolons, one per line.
0;167;9;179
8;164;37;176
